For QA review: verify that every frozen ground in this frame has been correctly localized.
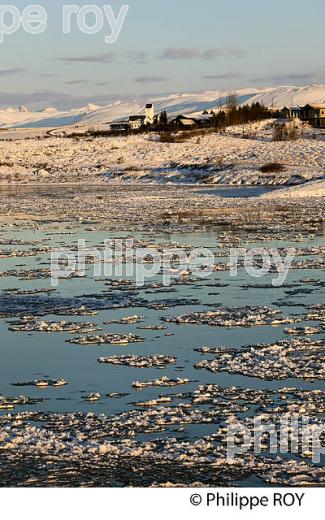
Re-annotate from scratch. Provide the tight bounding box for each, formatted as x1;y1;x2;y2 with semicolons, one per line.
0;120;324;194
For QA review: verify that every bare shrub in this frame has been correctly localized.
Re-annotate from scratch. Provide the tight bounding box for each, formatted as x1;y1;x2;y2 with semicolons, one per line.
260;163;285;174
159;131;177;143
273;123;287;141
0;161;14;167
159;127;213;143
287;122;299;141
273;121;299;141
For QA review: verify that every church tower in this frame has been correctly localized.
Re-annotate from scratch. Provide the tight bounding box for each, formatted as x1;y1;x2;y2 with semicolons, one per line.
145;103;154;125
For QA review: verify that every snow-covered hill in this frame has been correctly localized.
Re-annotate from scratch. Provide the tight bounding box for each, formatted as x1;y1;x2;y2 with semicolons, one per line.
246;85;325;109
1;84;325;129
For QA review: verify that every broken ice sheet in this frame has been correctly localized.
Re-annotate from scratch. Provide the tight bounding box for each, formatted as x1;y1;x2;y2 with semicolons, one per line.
194;339;325;380
0;186;324;487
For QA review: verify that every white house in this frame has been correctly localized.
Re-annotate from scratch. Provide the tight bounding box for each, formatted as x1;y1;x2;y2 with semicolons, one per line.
128;115;146;130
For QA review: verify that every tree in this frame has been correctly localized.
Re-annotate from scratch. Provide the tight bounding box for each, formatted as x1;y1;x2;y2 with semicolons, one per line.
211;110;226;130
159;111;168;127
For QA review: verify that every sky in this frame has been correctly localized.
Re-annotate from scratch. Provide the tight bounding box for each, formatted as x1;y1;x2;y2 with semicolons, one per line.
0;0;324;109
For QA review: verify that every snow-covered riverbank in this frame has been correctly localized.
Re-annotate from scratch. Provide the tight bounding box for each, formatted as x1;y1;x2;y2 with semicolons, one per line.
261;179;325;199
0;121;324;197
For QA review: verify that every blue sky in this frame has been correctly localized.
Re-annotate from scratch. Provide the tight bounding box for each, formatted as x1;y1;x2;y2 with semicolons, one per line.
1;0;324;108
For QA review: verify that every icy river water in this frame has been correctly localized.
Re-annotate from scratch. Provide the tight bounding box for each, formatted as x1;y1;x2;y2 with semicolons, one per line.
0;224;323;414
0;186;324;486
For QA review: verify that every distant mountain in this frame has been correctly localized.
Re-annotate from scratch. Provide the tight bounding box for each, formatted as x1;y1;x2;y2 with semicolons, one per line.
245;85;325;108
1;85;325;129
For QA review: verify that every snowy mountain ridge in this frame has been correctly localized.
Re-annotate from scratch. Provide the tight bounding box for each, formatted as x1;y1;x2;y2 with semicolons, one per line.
1;84;325;129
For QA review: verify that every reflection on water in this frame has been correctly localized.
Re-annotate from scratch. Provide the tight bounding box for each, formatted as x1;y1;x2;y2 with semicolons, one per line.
198;186;282;198
0;184;281;199
0;213;324;486
0;224;324;415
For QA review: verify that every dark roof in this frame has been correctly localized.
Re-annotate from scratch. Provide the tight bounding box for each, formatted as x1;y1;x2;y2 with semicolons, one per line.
173;115;197;122
110;122;129;130
129;115;145;121
145;104;153;108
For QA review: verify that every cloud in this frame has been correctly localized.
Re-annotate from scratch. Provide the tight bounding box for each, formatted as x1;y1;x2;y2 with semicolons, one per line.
38;73;56;78
0;89;171;110
96;81;111;87
125;51;148;63
271;72;319;83
202;48;246;60
134;76;169;84
56;48;246;65
0;90;122;110
273;72;325;83
0;68;24;77
158;48;200;60
158;47;246;60
56;53;116;64
56;50;147;65
252;71;325;85
203;72;242;80
65;79;90;85
0;90;68;108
